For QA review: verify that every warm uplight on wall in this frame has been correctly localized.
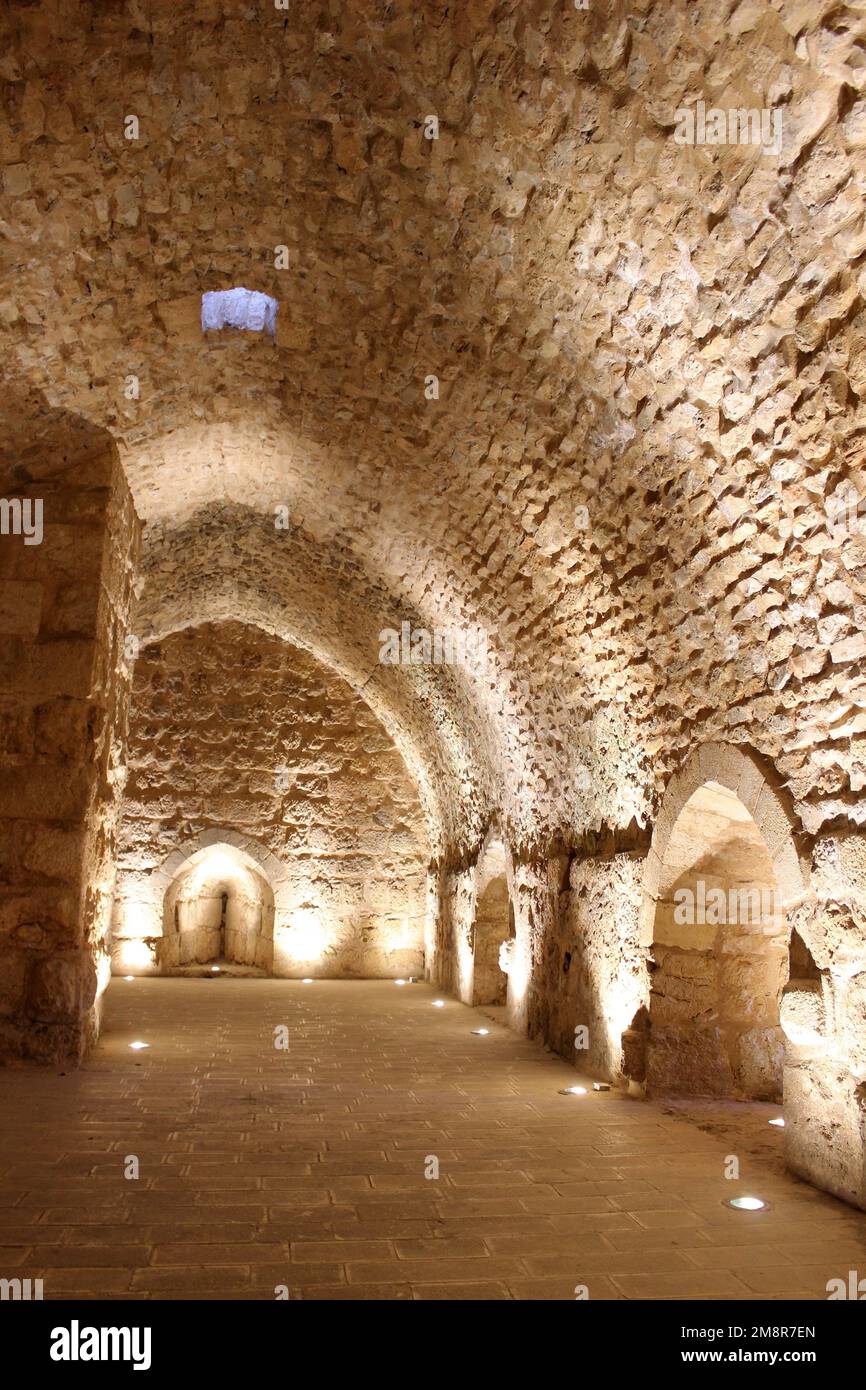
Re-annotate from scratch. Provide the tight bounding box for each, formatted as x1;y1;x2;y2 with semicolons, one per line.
286;908;328;963
189;849;238;888
96;952;112;1001
601;976;644;1074
456;927;474;1001
113;935;156;975
114;843;271;980
386;917;415;953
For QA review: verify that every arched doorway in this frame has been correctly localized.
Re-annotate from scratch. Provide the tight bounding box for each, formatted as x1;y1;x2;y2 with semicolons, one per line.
471;838;513;1007
647;780;787;1098
162;843;275;973
635;744;812;1102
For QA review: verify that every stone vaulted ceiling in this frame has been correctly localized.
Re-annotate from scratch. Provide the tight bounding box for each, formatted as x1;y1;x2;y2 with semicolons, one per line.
3;0;866;856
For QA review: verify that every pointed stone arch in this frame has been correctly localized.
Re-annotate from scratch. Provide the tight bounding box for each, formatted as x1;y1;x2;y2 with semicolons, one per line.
161;841;276;972
152;828;291;914
641;741;810;950
633;742;814;1100
111;829;291;975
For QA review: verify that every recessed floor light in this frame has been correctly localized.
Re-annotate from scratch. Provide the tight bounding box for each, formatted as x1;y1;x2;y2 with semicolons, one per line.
559;1085;587;1096
432;1000;445;1008
725;1196;767;1211
125;976;134;982
769;1117;784;1127
211;966;220;973
301;978;313;984
471;1028;489;1035
395;979;406;986
129;1041;149;1051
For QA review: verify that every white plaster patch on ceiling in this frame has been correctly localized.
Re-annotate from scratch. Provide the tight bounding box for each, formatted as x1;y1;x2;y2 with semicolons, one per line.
201;289;278;336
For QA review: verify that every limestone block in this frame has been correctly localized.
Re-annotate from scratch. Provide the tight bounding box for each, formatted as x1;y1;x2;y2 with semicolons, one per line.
784;1061;866;1210
0;580;42;637
27;951;92;1024
647;1025;734;1098
845;973;866;1076
734;1026;785;1099
0;767;90;822
21;827;84;882
621;1026;647;1082
781;980;826;1050
0;949;28;1018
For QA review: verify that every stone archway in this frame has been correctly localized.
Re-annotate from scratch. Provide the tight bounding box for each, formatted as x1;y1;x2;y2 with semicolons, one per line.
111;829;290;976
161;843;276;973
633;743;811;1099
646;781;788;1098
470;837;513;1007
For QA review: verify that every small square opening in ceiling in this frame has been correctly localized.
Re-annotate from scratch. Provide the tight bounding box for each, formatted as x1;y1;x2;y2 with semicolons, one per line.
201;288;278;335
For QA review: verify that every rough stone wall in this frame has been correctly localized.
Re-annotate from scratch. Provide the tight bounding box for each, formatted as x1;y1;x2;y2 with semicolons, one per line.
472;875;510;1007
77;443;141;1046
646;785;788;1100
5;0;866;861
784;836;866;1207
552;854;646;1083
114;621;429;978
0;406;140;1062
1;0;866;1208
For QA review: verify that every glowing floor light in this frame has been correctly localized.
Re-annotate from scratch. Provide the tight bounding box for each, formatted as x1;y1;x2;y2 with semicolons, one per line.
471;1028;489;1036
432;1000;445;1008
769;1117;785;1127
725;1196;767;1211
211;966;220;973
129;1041;150;1051
559;1085;587;1096
125;976;135;982
395;979;406;986
302;978;313;985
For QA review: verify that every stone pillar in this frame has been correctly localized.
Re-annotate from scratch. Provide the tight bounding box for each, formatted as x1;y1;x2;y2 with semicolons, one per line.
505;856;564;1039
557;850;645;1080
427;862;473;998
781;844;866;1210
0;406;140;1062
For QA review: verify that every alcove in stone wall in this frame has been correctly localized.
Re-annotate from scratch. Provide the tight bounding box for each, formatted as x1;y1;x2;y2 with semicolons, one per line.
471;839;512;1007
112;621;429;979
646;780;787;1100
162;843;275;973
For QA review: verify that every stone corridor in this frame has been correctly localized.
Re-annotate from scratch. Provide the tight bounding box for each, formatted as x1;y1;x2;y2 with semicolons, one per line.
0;978;863;1302
5;0;866;1319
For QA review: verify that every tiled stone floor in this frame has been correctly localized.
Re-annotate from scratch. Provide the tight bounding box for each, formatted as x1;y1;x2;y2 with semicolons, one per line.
1;977;865;1300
